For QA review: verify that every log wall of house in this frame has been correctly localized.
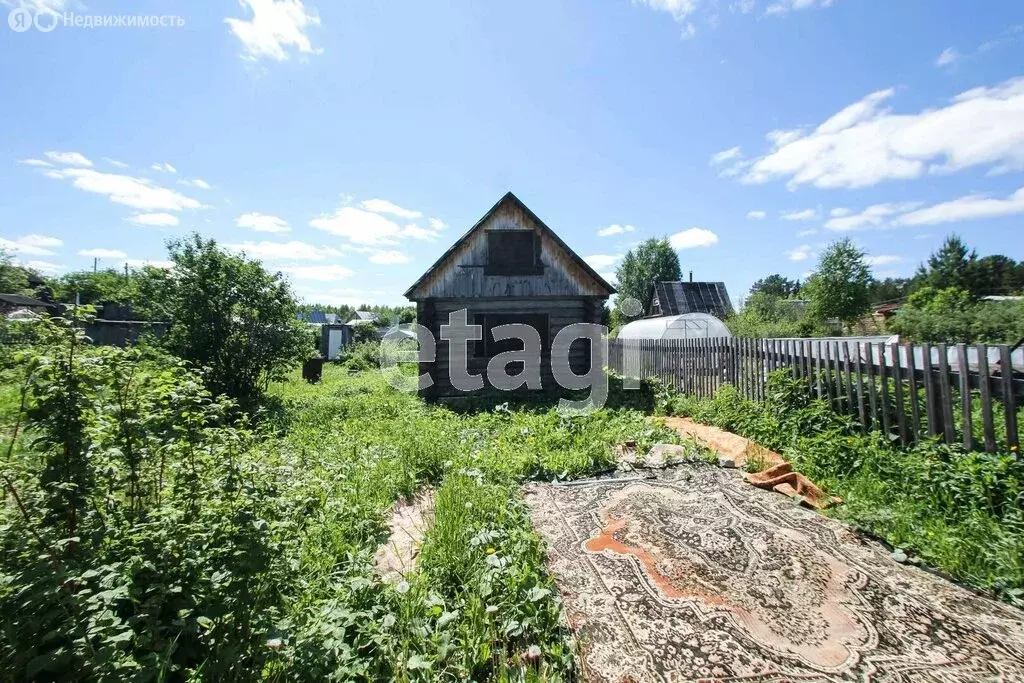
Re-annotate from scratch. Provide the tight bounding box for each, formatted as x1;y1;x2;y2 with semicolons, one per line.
420;297;605;398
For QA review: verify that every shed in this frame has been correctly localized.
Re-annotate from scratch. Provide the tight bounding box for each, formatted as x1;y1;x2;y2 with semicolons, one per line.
650;281;734;318
405;192;615;400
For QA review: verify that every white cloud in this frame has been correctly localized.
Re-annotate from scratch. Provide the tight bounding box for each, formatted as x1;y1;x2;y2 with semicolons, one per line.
103;157;129;169
47;168;202;212
0;234;63;256
824;202;921;231
893;187;1024;226
709;145;742;166
740;77;1024;189
765;0;836;15
597;224;637;237
400;224;441;241
598;271;618;284
584;254;622;270
21;260;64;275
150;162;177;174
830;207;852;217
310;206;402;245
369;250;410;265
225;240;341;261
669;227;719;249
128;213;181;227
279;264;355;281
786;244;814;261
428;217;446;230
745;210;766;220
935;47;960;67
44;150;92;167
780;208;818;221
796;228;818;236
732;0;756;12
78;248;128;259
236;212;290;233
634;0;698;23
865;254;902;267
180;178;212;190
18;158;52;168
294;286;388;307
225;0;321;62
360;198;422;219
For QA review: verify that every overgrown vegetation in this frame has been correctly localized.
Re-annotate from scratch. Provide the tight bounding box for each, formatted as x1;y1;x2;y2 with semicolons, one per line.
662;372;1024;606
0;315;680;680
729;234;1024;341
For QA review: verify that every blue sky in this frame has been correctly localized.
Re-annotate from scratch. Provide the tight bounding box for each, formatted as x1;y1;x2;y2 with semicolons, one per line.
1;0;1022;308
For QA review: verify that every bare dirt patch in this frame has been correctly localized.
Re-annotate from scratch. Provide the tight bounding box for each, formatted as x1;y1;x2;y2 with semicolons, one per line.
373;489;434;583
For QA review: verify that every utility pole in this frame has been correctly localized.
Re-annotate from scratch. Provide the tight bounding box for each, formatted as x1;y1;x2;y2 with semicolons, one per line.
93;257;98;273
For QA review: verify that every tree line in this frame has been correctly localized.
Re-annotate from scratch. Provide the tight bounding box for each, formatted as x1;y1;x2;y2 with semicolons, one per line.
611;234;1024;344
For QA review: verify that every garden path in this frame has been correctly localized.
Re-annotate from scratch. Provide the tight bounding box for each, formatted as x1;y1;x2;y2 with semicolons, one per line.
524;464;1024;682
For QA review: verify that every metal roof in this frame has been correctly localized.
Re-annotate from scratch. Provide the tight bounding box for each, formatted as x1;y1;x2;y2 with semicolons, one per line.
0;293;53;308
297;309;328;325
651;281;734;318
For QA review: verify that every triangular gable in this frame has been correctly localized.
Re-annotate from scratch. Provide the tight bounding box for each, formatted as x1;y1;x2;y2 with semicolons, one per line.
404;192;616;300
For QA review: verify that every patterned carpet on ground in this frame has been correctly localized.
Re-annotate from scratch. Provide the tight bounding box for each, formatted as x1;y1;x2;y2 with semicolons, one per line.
524;465;1024;683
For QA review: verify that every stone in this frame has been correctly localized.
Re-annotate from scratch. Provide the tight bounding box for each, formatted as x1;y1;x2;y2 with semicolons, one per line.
892;549;909;564
645;443;688;468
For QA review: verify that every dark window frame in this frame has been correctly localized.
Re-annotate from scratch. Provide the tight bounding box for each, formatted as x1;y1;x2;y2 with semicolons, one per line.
484;229;543;276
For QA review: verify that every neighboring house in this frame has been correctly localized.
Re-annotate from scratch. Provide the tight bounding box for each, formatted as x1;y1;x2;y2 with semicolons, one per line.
297;309;329;325
405;192;615;400
650;281;734;319
345;311;379;326
0;293;56;316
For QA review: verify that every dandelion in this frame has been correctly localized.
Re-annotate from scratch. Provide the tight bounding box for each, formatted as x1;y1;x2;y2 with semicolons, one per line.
524;644;542;663
396;580;411;594
266;637;283;649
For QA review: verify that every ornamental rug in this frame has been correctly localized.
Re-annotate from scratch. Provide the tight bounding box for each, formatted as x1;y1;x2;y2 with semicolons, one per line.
523;466;1024;682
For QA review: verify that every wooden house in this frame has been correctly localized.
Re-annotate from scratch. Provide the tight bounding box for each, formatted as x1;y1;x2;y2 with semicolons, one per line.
405;192;615;400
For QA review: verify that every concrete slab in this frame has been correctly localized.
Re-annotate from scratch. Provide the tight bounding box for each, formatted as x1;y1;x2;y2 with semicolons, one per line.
524;465;1024;683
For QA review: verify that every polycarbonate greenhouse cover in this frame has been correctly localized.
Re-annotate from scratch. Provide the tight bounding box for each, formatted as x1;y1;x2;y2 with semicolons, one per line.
617;313;732;340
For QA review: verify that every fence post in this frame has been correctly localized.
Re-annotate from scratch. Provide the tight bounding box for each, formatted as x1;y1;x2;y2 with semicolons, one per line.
1000;345;1019;452
977;346;997;453
891;342;908;445
937;344;956;446
956;344;974;451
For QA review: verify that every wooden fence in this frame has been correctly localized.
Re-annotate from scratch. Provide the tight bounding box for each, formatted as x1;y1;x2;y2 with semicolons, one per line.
609;337;1023;453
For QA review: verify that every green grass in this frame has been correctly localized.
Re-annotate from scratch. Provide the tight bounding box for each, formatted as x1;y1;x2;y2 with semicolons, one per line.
260;364;683;680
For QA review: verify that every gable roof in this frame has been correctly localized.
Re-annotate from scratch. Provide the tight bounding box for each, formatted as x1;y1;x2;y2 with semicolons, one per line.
404;192;616;299
651;281;734;318
0;293;54;308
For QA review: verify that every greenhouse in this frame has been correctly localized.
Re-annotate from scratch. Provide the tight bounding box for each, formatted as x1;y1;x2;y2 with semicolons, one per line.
617;312;732;340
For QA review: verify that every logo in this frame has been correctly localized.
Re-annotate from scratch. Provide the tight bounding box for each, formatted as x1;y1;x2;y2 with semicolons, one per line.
8;7;32;32
34;8;59;32
7;6;60;32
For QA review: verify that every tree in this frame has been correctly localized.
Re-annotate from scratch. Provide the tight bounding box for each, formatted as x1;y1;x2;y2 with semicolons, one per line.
804;238;872;330
918;235;977;294
0;249;30;294
614;238;682;314
970;255;1024;297
867;277;913;304
749;274;801;299
163;234;309;409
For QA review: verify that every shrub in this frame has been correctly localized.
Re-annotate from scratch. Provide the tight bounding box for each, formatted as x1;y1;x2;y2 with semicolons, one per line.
162;234;309;409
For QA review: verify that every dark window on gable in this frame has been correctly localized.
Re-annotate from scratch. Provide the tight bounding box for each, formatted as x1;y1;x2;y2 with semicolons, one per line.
473;313;549;362
485;230;542;276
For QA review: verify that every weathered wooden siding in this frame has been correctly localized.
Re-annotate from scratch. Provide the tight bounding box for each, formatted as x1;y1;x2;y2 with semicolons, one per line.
425;298;602;398
407;201;607;300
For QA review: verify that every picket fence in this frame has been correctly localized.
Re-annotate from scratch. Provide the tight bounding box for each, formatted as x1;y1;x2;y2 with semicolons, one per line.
608;337;1022;453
